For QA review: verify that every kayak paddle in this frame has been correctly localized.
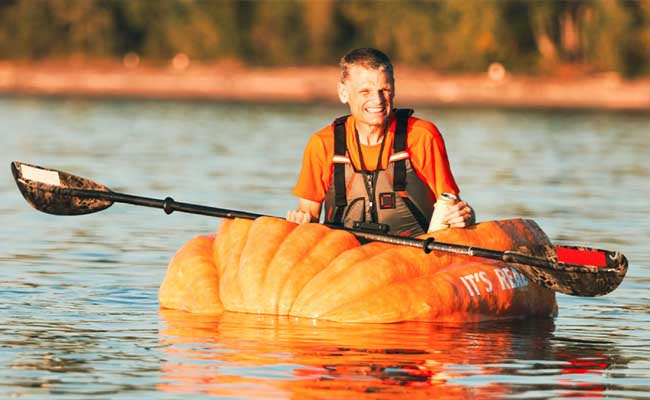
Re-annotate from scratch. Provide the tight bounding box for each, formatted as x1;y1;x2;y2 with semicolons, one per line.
11;161;628;297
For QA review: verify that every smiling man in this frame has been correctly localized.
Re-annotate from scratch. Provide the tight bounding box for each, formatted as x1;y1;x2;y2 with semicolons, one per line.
287;48;475;236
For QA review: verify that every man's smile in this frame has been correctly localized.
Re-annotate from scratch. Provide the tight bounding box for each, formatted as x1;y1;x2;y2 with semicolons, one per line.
365;106;385;113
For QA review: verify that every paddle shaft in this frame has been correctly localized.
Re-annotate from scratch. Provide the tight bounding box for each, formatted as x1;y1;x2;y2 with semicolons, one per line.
61;187;559;271
60;187;430;247
346;229;555;269
62;187;264;220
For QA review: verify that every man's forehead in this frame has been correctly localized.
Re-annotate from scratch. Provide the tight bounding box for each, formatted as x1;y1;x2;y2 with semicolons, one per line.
345;65;393;83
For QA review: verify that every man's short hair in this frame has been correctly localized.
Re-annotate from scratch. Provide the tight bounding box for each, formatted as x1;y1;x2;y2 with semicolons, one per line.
340;48;394;83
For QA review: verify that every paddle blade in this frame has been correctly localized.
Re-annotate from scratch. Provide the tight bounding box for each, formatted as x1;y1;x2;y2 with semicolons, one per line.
555;245;628;296
511;246;628;297
11;161;113;215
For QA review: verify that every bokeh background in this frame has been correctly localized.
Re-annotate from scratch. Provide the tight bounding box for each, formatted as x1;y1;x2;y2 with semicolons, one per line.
1;0;649;75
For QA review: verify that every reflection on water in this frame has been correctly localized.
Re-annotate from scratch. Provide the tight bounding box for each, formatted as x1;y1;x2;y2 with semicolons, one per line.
158;310;622;399
0;98;649;398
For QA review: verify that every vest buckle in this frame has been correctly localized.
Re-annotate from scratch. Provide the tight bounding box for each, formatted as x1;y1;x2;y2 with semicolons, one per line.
353;221;390;234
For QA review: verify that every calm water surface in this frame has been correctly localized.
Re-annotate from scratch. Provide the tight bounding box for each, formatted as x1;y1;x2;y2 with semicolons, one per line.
0;98;648;399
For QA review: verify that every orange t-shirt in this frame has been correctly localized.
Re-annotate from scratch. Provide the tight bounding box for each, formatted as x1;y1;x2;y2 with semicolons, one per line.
292;114;460;203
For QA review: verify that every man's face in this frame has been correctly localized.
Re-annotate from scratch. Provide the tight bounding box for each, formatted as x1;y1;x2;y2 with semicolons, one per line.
338;65;394;129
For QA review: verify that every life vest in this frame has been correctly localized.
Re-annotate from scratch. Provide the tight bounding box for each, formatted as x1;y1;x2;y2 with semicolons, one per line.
323;109;435;236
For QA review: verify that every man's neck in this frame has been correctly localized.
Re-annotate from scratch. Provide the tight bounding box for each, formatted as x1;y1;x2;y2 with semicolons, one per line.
355;121;387;146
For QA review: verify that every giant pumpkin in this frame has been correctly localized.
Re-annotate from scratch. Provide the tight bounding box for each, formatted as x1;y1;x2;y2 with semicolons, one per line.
159;217;557;323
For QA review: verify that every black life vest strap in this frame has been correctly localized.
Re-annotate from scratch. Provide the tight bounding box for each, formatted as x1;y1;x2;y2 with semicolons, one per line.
332;115;349;224
400;195;430;233
392;108;413;191
391;109;426;231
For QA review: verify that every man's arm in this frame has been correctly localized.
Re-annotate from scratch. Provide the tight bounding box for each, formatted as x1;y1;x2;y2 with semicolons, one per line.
409;120;475;229
286;198;322;224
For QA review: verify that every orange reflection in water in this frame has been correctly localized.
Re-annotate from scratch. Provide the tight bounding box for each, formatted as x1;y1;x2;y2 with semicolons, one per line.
157;310;612;399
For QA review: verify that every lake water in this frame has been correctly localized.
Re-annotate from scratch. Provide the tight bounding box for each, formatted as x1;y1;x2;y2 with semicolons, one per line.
1;97;648;399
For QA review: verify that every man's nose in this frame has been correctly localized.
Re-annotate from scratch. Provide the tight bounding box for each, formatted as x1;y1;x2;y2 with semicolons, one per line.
369;91;385;104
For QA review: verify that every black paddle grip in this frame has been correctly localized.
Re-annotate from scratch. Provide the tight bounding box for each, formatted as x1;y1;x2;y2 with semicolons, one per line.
163;197;175;215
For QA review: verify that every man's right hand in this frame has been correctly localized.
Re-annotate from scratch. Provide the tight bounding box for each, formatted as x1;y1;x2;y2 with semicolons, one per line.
286;209;313;224
286;198;322;224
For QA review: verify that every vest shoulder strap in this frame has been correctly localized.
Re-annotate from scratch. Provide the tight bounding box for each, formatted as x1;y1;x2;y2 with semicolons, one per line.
332;115;349;210
392;108;414;191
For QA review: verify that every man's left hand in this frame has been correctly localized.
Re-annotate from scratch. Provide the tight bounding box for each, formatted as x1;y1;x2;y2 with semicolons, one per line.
444;201;475;228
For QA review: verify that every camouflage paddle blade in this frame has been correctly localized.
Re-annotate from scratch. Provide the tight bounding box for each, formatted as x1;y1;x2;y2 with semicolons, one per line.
511;246;628;297
11;161;113;215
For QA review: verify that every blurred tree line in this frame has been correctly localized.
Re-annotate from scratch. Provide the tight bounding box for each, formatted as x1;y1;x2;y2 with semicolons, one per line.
0;0;648;77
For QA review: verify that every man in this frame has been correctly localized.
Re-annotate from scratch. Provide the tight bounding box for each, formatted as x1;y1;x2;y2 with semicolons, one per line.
287;48;474;236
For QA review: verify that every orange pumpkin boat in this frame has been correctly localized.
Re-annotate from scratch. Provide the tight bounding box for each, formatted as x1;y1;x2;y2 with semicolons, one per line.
159;217;557;323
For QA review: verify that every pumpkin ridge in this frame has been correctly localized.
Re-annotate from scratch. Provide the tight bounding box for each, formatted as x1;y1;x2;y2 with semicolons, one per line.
290;243;386;316
303;242;392;291
279;228;360;315
291;246;427;318
236;217;296;313
261;223;332;314
159;234;223;314
217;219;253;311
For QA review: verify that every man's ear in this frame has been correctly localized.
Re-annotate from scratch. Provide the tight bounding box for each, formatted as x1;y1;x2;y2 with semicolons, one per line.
337;82;348;104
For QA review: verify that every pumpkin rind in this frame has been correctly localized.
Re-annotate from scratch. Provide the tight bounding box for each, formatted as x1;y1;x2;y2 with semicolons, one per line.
159;234;223;314
216;218;253;311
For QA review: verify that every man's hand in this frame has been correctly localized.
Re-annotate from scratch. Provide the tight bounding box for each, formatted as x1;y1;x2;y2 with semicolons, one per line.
444;201;476;228
286;209;314;224
286;198;322;224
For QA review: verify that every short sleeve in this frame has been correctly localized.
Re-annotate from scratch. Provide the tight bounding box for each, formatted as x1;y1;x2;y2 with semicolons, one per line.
407;119;460;199
292;133;330;203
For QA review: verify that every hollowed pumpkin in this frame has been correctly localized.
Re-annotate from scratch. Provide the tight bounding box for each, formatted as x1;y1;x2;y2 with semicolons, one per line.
159;217;557;323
